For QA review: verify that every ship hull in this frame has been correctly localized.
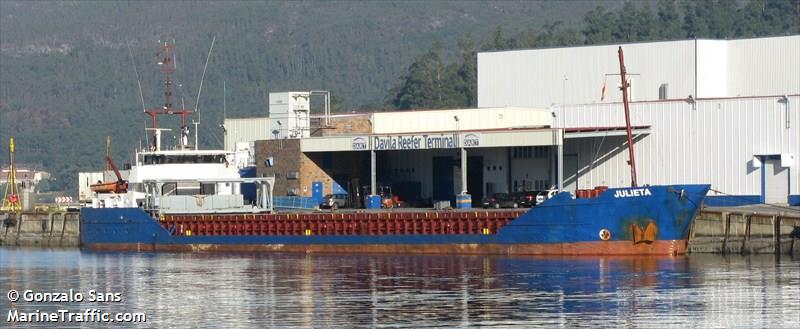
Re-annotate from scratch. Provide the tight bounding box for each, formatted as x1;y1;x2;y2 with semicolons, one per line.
83;240;687;255
81;184;709;256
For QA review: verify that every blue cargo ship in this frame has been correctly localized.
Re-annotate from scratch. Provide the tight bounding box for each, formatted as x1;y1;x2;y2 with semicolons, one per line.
81;184;709;255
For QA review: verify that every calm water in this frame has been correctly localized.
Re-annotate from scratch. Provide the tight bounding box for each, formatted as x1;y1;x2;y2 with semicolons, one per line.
1;249;798;328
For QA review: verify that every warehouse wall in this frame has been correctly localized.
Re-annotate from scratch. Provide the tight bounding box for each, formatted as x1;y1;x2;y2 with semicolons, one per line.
479;36;800;108
558;96;799;200
224;117;270;150
478;40;697;108
372;107;552;134
726;36;800;98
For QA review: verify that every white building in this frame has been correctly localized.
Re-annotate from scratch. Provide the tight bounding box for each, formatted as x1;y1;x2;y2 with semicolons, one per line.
478;36;800;206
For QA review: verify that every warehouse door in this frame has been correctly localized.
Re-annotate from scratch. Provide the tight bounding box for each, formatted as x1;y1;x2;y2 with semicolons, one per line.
564;155;578;192
432;156;454;202
467;156;484;206
763;159;788;205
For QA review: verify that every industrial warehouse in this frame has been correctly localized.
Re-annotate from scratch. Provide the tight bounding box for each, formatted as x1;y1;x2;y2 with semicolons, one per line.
222;35;799;208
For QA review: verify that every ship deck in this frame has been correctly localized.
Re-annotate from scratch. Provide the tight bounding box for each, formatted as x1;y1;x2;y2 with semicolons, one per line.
160;209;528;237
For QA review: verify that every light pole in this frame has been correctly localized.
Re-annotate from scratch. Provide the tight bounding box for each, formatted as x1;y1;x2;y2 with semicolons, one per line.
454;115;469;208
557;76;567;193
454;115;467;195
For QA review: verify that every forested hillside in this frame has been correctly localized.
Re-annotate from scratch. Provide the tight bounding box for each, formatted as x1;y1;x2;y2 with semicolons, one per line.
0;0;797;193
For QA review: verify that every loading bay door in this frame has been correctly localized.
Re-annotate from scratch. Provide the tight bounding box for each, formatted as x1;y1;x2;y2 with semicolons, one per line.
763;159;789;205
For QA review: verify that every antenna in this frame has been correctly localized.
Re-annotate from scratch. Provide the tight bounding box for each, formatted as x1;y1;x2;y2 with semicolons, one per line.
220;80;226;149
223;80;227;120
194;36;216;120
172;38;177;71
126;41;146;111
194;36;216;150
144;41;193;151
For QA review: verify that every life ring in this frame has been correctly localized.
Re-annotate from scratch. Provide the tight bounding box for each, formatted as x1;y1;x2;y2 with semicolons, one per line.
598;229;611;241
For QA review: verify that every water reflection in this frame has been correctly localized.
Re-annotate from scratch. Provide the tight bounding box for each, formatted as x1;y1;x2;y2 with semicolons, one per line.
1;249;798;328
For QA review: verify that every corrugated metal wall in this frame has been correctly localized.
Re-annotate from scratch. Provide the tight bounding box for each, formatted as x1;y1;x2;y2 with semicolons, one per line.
372;107;552;134
479;36;800;109
224;117;270;150
695;40;728;98
558;96;799;196
478;40;697;108
726;36;800;97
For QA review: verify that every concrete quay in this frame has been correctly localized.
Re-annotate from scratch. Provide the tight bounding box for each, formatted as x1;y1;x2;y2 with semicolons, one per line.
689;206;800;256
1;211;80;248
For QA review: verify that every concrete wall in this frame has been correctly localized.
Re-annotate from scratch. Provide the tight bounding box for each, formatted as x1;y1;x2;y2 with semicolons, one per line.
1;212;80;247
690;210;800;254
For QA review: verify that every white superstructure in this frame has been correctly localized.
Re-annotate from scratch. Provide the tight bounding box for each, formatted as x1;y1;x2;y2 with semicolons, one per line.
90;148;274;212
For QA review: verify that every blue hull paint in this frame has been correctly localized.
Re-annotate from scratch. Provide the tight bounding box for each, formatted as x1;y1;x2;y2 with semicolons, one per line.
704;195;761;207
81;185;710;249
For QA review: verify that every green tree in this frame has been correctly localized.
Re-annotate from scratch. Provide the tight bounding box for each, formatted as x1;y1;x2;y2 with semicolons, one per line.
738;0;800;37
613;2;657;42
456;35;478;107
582;6;615;44
389;42;462;110
484;26;510;51
656;0;683;39
682;0;713;38
708;0;740;38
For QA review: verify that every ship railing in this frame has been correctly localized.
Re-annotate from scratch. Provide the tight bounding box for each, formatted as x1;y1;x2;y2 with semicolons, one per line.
141;177;275;213
273;196;318;210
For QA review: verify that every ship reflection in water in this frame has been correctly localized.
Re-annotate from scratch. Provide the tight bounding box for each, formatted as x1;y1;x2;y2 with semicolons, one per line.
1;250;798;328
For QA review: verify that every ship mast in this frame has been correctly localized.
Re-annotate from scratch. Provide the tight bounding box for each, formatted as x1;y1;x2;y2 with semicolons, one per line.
144;42;193;151
617;46;638;187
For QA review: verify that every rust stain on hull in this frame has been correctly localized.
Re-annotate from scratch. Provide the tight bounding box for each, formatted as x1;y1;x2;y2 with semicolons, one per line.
84;240;687;256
